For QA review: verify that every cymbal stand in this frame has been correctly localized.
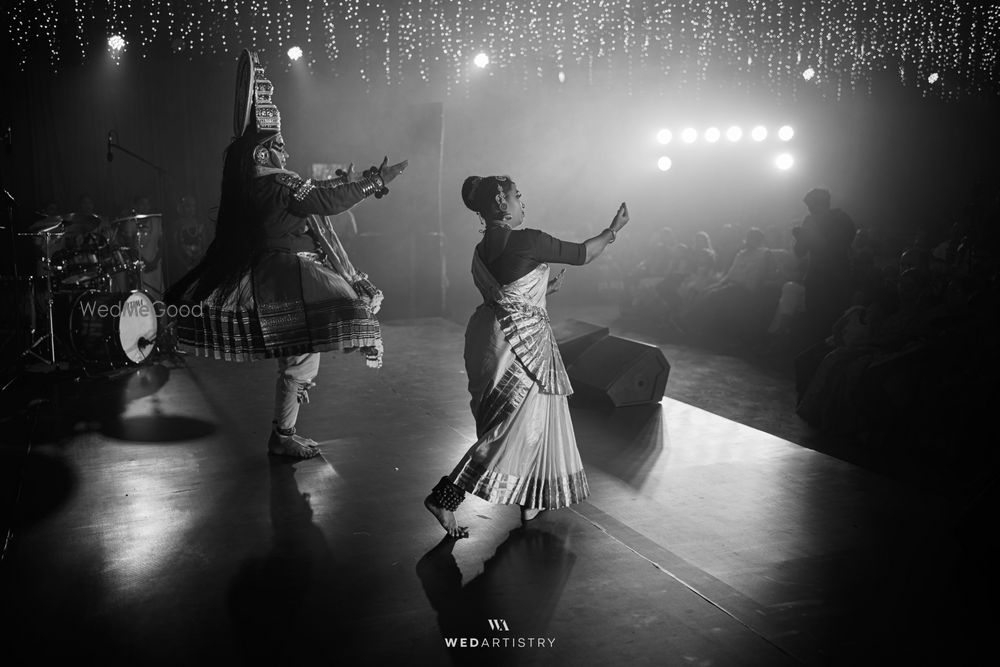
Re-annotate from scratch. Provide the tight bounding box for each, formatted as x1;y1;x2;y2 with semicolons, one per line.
21;231;61;365
1;188;25;353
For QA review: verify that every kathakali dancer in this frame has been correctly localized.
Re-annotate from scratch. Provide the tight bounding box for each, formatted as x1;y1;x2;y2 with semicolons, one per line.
425;174;630;537
167;50;406;459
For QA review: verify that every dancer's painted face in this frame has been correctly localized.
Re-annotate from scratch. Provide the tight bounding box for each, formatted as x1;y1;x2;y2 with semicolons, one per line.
270;135;289;169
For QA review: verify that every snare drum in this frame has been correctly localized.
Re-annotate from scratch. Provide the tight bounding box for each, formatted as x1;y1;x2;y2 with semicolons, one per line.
69;290;158;366
52;245;102;286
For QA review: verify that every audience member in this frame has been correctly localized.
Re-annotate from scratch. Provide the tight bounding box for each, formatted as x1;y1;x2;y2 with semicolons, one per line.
683;227;775;347
793;188;856;348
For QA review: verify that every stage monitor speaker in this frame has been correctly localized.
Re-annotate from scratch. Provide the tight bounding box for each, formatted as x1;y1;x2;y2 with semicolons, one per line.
552;319;609;366
567;335;669;407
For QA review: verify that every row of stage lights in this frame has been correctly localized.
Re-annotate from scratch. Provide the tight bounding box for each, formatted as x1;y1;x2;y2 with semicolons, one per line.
656;124;794;145
654;153;795;172
108;36;945;88
654;124;796;172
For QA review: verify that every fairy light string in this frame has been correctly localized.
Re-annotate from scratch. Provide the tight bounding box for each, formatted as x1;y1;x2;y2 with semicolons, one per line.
6;0;999;98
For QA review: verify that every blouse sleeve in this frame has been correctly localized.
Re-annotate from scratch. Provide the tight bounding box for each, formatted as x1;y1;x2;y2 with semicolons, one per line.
523;229;587;266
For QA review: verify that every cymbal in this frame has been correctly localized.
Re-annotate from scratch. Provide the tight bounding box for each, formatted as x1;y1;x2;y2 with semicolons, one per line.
23;217;65;235
113;213;161;225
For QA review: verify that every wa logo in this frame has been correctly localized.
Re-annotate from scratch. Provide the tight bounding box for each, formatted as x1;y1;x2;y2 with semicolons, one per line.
487;619;510;632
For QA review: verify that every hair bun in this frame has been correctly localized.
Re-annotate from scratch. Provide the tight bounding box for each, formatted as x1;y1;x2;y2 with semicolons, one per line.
461;175;484;212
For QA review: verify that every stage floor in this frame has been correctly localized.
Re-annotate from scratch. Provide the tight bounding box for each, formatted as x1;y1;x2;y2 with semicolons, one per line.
0;315;979;664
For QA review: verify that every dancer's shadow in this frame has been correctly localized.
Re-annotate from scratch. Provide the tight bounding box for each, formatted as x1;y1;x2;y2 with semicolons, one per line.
226;457;341;661
417;526;576;666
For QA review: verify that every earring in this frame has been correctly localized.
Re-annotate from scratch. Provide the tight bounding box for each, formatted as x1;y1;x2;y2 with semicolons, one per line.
253;145;270;166
495;184;508;212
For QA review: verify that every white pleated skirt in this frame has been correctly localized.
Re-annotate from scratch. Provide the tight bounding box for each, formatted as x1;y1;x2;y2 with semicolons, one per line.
450;306;589;510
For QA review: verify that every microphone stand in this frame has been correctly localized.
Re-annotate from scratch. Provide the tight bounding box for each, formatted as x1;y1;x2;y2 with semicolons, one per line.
108;141;168;176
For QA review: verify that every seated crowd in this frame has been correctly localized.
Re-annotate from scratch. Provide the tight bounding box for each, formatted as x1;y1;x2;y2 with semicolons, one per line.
607;183;999;475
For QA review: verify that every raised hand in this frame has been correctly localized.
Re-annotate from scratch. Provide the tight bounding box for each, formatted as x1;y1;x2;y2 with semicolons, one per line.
378;156;408;185
611;202;630;232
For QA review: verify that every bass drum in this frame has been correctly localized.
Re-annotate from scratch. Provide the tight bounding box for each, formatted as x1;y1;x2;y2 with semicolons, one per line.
69;290;158;366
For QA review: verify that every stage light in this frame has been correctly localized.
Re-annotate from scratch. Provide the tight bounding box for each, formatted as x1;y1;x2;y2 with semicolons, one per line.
704;127;721;143
558;70;566;83
474;52;490;68
751;125;767;141
726;126;743;142
287;46;303;61
928;72;939;84
657;156;672;171
778;125;795;141
775;153;794;170
108;35;125;52
681;128;697;143
656;129;673;144
802;67;815;80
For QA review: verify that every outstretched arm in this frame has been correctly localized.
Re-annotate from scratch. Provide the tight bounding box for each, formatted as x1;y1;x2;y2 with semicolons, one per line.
285;157;408;216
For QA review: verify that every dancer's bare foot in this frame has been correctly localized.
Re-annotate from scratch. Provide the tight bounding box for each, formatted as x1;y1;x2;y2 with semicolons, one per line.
424;495;469;538
267;431;321;459
520;506;546;523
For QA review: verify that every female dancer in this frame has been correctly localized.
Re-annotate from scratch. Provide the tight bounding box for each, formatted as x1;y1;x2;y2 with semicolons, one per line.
168;50;406;458
425;174;629;537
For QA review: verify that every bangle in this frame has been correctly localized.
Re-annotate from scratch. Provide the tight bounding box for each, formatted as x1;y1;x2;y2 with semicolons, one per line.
604;227;617;243
360;166;389;198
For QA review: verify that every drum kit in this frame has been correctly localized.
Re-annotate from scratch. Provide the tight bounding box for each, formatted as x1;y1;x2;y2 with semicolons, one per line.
10;211;164;371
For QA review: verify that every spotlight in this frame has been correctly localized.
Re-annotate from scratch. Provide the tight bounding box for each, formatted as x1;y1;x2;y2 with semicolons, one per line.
778;125;795;141
558;70;566;83
751;125;767;141
474;52;490;68
108;35;125;52
726;126;743;142
775;153;794;170
656;129;672;145
170;38;185;54
287;46;303;61
802;67;815;80
657;156;672;171
928;72;939;84
681;128;697;143
704;127;721;143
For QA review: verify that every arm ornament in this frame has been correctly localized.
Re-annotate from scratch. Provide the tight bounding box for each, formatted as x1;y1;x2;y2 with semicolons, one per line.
275;173;317;201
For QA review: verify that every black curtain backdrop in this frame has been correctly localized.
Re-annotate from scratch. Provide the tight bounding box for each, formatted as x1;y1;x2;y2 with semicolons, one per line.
3;45;998;320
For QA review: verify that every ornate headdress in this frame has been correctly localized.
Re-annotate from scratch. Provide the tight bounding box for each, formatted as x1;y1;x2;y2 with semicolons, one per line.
234;49;280;143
